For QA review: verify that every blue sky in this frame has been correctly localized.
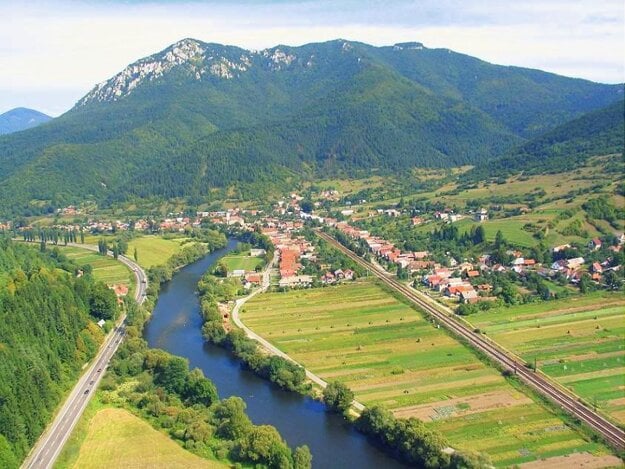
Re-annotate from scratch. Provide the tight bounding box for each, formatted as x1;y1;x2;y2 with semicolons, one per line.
1;0;623;115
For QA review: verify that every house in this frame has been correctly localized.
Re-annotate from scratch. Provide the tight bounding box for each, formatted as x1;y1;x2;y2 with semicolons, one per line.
97;319;106;328
589;238;602;251
566;257;585;270
343;269;355;280
591;262;603;274
461;290;479;304
467;270;480;278
474;208;488;222
552;244;571;253
250;248;266;257
245;273;262;284
279;275;313;288
411;217;424;226
321;272;336;284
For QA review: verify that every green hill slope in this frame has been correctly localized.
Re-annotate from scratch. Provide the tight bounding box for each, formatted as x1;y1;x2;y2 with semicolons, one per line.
0;39;621;215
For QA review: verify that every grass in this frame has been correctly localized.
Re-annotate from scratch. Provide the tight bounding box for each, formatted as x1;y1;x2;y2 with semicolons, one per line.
57;405;224;469
60;247;133;289
466;291;625;424
221;251;264;272
242;280;612;466
127;236;191;269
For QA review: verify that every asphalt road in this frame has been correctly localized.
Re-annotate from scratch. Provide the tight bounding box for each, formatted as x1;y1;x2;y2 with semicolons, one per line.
317;230;625;452
21;246;147;469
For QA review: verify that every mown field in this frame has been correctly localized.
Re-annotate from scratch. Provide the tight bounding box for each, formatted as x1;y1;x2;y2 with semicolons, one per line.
61;246;133;289
127;235;190;268
242;280;613;467
467;291;625;424
65;407;224;469
221;251;264;272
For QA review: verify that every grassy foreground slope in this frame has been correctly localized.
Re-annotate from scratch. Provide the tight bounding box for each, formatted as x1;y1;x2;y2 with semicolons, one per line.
242;280;614;467
68;407;224;469
467;292;625;424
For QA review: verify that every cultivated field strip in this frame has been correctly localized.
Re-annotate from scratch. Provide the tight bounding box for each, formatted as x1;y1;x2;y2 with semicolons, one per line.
316;230;625;451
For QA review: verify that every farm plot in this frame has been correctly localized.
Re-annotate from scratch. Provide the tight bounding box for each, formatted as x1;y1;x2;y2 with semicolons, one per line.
221;251;264;272
242;280;611;466
127;236;190;269
468;292;625;424
61;247;133;289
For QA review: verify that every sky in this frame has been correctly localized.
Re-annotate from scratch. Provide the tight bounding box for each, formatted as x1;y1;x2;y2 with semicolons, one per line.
1;0;623;116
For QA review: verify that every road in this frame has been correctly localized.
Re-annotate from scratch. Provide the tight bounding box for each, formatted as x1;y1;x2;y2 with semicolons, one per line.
230;252;365;411
316;230;625;451
21;245;148;469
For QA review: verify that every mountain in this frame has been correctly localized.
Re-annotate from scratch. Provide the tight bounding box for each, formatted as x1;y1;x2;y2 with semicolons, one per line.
0;108;51;135
0;38;622;216
471;100;625;177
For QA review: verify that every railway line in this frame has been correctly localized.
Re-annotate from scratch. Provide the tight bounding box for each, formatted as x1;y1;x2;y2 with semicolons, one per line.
317;230;625;451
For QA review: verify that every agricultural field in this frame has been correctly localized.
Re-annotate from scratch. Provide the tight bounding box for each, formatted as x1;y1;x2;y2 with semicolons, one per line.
242;280;613;466
467;291;625;424
60;246;133;289
127;235;191;268
66;407;224;469
221;251;264;272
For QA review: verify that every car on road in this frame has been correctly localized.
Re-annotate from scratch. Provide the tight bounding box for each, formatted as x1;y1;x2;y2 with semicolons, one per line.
97;368;102;372
89;380;94;385
84;389;89;395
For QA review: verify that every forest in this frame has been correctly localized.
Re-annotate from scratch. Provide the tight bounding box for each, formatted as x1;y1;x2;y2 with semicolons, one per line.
0;238;118;467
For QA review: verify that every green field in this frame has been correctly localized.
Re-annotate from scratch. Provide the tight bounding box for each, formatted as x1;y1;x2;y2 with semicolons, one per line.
127;236;191;268
242;280;612;466
61;247;133;289
66;407;224;469
221;251;264;272
467;292;625;424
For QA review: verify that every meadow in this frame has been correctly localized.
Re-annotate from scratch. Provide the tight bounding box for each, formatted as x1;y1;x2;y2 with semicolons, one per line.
242;280;612;466
127;235;190;268
221;251;264;272
60;246;133;289
65;407;223;469
467;291;625;424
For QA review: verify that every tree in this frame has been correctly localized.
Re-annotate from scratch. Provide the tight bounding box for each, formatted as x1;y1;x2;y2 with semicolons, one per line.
603;270;623;290
300;200;314;214
214;261;228;277
89;283;118;320
494;230;505;249
184;368;218;406
293;445;312;469
322;381;354;414
133;247;138;262
156;356;189;394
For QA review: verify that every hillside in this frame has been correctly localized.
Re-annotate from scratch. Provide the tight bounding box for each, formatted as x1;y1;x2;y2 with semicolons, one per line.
0;38;622;216
473;100;625;177
0;239;116;467
0;108;51;135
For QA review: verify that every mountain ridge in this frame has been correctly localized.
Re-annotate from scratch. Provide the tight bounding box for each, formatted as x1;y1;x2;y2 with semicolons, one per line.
0;38;622;216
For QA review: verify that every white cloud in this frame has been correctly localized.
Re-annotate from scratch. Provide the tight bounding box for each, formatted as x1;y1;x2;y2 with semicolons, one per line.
0;0;622;115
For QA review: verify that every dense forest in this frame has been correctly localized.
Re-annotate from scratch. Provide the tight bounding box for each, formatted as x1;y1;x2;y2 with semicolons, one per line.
0;239;117;467
0;39;621;216
471;100;625;178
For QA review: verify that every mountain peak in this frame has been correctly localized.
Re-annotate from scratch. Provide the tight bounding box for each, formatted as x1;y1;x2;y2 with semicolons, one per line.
0;107;51;135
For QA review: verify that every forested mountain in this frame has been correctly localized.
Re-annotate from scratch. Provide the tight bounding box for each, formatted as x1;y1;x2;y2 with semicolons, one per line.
0;38;621;215
472;100;625;177
0;108;51;135
0;239;117;467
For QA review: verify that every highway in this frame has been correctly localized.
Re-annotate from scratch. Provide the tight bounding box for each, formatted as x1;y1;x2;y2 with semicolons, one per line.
316;230;625;451
21;247;147;469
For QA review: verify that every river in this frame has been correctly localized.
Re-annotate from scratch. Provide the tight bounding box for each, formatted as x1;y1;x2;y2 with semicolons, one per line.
144;239;406;468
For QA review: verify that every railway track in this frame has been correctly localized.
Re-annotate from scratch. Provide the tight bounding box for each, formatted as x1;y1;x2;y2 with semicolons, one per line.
317;230;625;451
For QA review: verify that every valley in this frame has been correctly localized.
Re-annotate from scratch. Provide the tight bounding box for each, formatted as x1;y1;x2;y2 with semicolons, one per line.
0;22;623;469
